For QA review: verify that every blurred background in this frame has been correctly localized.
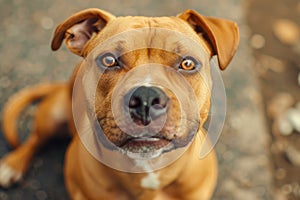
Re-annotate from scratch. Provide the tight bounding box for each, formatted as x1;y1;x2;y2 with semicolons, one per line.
0;0;299;199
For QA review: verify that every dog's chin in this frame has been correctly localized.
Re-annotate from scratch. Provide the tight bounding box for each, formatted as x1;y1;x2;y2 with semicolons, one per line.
119;137;175;160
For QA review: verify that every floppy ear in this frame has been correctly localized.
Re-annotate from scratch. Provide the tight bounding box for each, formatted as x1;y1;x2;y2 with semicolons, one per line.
178;10;239;70
51;8;115;56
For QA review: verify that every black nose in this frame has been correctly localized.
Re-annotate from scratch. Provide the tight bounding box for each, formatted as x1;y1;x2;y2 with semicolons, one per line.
125;86;169;126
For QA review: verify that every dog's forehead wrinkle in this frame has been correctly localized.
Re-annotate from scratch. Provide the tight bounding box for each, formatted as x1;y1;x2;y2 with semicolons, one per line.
116;40;126;53
109;16;193;40
117;16;177;28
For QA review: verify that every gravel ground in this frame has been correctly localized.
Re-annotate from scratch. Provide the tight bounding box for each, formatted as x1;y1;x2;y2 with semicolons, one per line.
0;0;273;199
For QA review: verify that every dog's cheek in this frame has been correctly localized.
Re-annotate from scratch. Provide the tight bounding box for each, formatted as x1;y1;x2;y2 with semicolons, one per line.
98;113;127;146
188;76;210;109
94;80;116;114
161;97;182;138
192;86;211;127
94;90;128;145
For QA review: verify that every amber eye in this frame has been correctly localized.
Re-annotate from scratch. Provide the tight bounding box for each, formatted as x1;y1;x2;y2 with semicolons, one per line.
96;53;118;68
180;58;196;71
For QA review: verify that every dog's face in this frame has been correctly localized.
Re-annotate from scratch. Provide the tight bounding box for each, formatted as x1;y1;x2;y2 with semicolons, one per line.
52;9;239;159
86;18;213;157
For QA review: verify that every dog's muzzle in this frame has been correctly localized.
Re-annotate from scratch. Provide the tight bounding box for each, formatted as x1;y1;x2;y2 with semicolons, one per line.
118;86;172;157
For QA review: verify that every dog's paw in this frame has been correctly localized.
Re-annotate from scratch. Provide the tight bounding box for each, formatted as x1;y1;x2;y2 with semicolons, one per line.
0;162;23;188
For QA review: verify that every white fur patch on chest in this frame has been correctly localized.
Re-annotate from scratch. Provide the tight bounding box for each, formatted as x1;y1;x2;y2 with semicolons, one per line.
141;172;160;189
135;160;160;190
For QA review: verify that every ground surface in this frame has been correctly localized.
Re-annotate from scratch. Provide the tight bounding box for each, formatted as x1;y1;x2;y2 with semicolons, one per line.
1;0;296;199
246;0;300;199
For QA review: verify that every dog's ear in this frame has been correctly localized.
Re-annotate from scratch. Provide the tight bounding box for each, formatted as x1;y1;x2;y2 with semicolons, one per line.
178;10;239;70
51;8;115;56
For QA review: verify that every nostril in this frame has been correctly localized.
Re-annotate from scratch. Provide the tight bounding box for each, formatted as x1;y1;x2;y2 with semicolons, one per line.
151;98;160;106
129;96;141;108
151;98;168;110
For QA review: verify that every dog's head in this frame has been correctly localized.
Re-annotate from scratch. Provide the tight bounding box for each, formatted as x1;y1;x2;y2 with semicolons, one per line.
52;9;239;160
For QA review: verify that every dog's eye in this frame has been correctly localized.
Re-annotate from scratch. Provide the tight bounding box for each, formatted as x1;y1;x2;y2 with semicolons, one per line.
180;57;198;71
96;53;119;68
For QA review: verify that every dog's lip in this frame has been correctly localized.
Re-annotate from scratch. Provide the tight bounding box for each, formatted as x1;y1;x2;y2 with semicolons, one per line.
128;137;161;142
119;136;173;159
120;136;170;148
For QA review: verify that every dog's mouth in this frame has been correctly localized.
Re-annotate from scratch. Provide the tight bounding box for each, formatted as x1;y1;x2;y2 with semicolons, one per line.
119;136;174;159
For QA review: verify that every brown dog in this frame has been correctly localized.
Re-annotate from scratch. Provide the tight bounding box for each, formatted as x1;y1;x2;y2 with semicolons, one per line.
0;9;239;199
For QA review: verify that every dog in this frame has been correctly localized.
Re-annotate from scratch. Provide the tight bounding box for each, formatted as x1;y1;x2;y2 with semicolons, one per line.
0;8;239;199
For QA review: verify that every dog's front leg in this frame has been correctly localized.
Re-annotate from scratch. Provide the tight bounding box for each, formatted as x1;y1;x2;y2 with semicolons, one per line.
0;86;71;187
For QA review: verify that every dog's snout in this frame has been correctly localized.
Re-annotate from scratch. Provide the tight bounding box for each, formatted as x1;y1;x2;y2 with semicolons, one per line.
125;86;169;126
